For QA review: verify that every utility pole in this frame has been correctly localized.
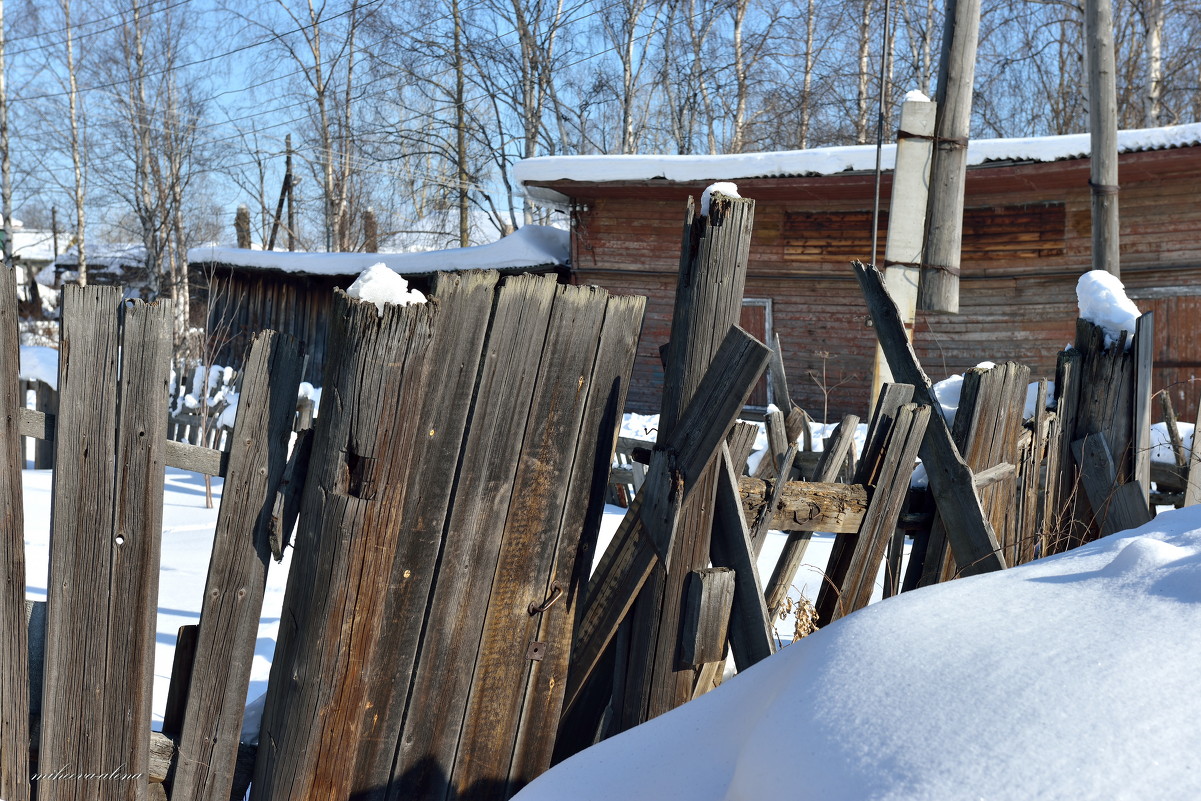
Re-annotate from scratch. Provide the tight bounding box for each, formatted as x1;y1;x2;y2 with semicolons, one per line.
1087;0;1121;276
918;0;982;314
286;134;296;250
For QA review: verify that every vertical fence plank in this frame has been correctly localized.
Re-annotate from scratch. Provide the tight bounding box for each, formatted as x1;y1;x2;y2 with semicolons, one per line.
393;274;559;801
171;331;303;801
449;284;613;797
506;293;644;792
0;264;29;801
41;285;121;801
250;287;447;801
41;289;171;801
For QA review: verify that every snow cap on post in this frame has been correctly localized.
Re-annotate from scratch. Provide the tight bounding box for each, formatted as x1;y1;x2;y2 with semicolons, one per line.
700;181;741;218
903;89;931;103
1076;269;1140;349
347;262;427;317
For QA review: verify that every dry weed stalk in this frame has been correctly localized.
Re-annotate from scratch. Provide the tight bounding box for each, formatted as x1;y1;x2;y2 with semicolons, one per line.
779;593;819;642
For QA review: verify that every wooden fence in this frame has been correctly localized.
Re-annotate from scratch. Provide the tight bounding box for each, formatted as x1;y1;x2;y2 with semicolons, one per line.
0;268;646;801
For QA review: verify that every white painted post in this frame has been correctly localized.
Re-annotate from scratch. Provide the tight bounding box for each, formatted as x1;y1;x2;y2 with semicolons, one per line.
871;93;937;408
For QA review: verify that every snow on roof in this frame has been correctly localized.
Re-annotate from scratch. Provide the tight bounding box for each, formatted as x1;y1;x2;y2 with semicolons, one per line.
515;122;1201;207
515;506;1201;801
187;224;570;277
11;229;71;264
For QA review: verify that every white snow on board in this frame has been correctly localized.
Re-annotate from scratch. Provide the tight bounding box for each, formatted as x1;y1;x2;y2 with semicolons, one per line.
699;182;740;216
1077;269;1141;349
346;263;427;316
515;506;1201;801
515;121;1201;194
186;224;570;277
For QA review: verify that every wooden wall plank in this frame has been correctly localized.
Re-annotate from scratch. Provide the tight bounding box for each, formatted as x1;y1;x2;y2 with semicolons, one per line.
171;332;303;801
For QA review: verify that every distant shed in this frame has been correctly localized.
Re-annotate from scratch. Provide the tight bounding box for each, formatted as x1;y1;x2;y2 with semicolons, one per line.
516;122;1201;421
187;225;570;383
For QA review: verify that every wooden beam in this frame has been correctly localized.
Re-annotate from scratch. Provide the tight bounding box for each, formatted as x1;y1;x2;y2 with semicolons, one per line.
1086;0;1121;275
1134;313;1155;507
738;477;867;534
853;261;1006;575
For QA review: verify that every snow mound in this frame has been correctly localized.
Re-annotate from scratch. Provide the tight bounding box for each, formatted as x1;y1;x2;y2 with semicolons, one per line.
903;89;931;103
347;264;427;316
1077;270;1141;349
700;182;740;216
516;507;1201;801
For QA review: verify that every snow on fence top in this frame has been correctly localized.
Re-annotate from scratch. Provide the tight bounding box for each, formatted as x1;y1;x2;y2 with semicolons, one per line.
515;121;1201;207
187;224;570;277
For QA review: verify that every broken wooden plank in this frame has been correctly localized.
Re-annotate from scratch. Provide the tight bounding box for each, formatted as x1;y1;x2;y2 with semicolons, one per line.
0;263;29;801
737;478;867;535
679;568;736;668
752;406;788;479
768;333;794;414
831;403;931;621
1072;434;1152;537
748;444;799;550
710;445;775;672
1187;394;1201;507
161;625;198;737
563;327;770;720
173;331;304;801
852;260;1006;576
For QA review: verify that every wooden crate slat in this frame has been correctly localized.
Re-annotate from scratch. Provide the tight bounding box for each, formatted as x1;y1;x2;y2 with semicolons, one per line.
172;331;303;801
0;264;29;801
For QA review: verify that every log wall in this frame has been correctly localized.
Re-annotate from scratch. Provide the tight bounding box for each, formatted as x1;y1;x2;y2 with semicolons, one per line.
552;146;1201;421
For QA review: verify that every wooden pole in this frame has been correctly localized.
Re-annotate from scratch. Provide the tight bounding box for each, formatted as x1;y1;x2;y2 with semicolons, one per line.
235;204;252;249
1086;0;1121;276
285;134;296;251
917;0;982;314
871;94;936;406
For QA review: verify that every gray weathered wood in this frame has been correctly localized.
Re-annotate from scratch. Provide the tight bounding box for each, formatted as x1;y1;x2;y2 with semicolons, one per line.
768;333;794;414
252;273;498;801
161;625;198;737
710;444;775;672
738;478;867;535
748;443;799;552
1072;434;1152;536
173;332;304;801
1159;393;1186;471
1186;392;1201;507
752;407;788;479
830;403;931;621
629;190;756;727
33;379;56;468
853;261;1006;575
1086;0;1121;276
726;421;760;474
762;413;860;619
41;289;172;801
268;426;313;559
563;328;770;720
0;264;28;801
448;285;629;798
918;0;982;313
1134;313;1155;506
506;293;645;794
817;385;916;623
679;568;736;668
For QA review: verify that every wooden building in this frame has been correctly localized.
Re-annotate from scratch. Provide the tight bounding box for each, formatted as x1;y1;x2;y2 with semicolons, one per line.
187;226;569;383
516;123;1201;422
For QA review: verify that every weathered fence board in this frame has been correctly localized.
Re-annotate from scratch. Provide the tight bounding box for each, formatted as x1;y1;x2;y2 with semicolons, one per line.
42;288;172;801
0;264;29;801
679;568;735;667
711;445;775;671
396;274;559;801
506;294;645;793
853;261;1006;576
171;332;303;801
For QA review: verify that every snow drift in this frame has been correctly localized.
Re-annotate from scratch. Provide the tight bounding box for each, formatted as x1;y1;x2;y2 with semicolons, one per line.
516;508;1201;800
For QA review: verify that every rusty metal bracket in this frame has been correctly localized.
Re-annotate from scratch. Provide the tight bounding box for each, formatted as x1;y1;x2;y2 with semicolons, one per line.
528;583;563;616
